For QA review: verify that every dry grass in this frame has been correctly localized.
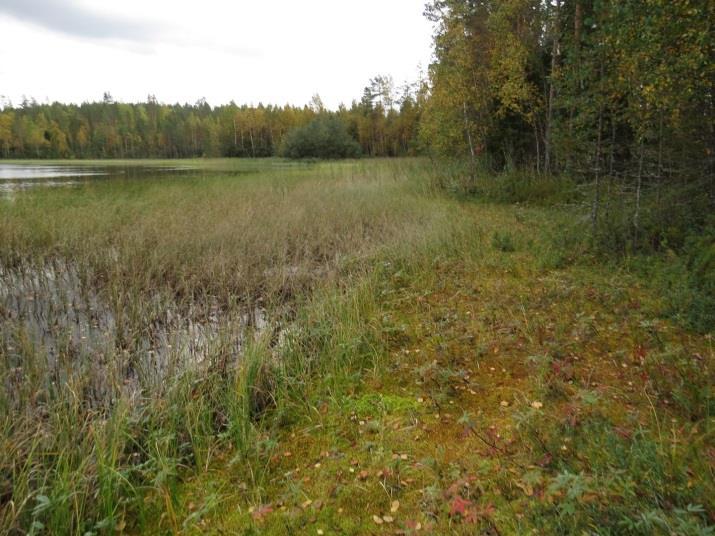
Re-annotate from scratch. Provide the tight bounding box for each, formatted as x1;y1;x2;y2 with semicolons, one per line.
0;158;470;533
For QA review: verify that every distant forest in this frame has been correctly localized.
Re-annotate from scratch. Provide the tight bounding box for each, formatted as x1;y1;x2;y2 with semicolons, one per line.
0;76;424;159
0;0;712;187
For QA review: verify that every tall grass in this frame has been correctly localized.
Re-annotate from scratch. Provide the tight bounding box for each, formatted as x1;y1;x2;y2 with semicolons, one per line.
0;158;470;533
430;157;715;333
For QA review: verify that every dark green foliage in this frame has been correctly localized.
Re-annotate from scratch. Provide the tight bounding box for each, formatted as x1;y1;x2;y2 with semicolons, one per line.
423;0;713;244
586;180;715;256
422;0;713;330
491;230;516;252
651;227;715;334
280;116;362;160
480;172;579;206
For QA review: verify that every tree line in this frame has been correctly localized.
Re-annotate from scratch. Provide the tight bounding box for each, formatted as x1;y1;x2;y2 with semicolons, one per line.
2;0;712;210
421;0;713;174
0;77;425;160
420;0;713;251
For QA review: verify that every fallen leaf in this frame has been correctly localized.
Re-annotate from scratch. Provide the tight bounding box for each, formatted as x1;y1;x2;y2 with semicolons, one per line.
251;504;274;521
373;514;384;525
449;496;473;517
391;500;400;513
537;453;553;467
614;426;632;439
405;520;422;531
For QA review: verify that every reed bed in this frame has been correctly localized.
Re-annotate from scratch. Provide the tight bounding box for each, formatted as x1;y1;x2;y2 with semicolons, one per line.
0;158;470;533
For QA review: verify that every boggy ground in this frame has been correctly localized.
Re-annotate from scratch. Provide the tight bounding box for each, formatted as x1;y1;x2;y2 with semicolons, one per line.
168;205;714;535
1;159;711;534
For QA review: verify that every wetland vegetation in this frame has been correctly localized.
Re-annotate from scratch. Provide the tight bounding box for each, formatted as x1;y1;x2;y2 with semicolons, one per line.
1;0;713;534
0;158;712;534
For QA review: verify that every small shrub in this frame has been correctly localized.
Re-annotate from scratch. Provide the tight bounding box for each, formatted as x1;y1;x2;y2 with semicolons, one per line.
480;172;579;205
427;159;580;204
644;347;714;421
492;231;516;252
634;224;715;334
517;411;715;534
671;229;715;333
590;179;714;256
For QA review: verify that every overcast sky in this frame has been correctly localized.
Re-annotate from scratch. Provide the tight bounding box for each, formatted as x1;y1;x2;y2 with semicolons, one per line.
0;0;433;109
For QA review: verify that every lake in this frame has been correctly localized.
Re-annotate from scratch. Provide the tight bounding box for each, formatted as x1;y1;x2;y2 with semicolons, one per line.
0;162;195;193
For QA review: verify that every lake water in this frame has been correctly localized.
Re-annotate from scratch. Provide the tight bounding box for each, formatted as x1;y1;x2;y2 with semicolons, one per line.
0;161;274;405
0;162;194;193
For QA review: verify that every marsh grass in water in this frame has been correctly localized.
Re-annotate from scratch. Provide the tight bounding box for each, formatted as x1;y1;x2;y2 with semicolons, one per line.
0;158;712;534
0;158;466;532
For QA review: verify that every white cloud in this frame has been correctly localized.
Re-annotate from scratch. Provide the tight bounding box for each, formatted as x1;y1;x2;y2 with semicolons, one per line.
0;0;433;109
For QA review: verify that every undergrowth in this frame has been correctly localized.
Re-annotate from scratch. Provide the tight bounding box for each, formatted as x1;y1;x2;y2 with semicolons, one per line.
1;158;712;534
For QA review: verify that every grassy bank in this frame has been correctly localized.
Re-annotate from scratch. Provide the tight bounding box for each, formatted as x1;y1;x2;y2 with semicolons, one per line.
0;159;712;534
0;158;459;533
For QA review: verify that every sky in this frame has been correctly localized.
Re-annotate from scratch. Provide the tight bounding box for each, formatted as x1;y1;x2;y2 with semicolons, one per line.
0;0;434;110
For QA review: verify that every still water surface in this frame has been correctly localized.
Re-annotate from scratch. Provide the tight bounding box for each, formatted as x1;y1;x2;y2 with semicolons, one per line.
0;162;194;193
0;161;272;403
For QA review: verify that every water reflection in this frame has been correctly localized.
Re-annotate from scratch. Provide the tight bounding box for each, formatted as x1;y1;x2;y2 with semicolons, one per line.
0;163;194;194
0;164;108;180
0;260;271;410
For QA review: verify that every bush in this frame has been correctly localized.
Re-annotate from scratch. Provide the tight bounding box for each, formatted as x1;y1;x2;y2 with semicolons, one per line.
427;158;580;204
280;116;361;159
491;230;516;252
652;227;715;334
588;179;714;256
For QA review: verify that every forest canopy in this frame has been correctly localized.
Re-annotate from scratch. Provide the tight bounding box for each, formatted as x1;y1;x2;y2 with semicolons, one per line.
420;0;714;254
